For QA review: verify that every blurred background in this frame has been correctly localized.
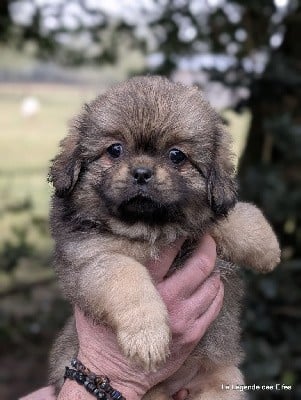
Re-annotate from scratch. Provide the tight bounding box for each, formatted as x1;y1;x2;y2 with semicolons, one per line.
0;1;300;399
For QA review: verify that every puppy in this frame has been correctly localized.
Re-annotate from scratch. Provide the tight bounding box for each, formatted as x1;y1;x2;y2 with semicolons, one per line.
48;76;280;399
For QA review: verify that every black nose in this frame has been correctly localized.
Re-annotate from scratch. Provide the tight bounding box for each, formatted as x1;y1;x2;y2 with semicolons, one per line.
133;167;153;184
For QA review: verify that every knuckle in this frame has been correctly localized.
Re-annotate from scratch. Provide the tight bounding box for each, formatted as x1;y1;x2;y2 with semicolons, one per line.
197;255;215;275
158;286;175;307
203;275;220;298
170;316;185;335
206;233;216;247
188;319;208;344
187;330;201;345
210;275;222;292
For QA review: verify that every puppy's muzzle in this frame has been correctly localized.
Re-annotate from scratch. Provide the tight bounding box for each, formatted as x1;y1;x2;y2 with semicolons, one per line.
132;167;153;185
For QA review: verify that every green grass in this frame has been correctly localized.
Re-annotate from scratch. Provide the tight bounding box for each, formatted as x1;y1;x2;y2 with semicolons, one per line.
223;108;251;167
0;84;95;172
0;84;97;216
0;83;98;290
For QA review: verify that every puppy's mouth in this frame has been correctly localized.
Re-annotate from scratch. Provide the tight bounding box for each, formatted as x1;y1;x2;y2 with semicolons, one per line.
117;194;177;225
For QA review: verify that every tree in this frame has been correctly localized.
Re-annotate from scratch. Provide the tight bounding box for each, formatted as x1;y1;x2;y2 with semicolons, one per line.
0;0;11;42
238;7;301;398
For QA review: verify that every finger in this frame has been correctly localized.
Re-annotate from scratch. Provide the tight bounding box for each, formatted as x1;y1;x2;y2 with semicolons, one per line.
182;273;221;320
161;234;216;298
147;237;186;283
189;282;224;344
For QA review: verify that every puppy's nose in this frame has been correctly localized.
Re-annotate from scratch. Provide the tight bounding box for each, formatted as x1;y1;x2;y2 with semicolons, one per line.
133;167;153;184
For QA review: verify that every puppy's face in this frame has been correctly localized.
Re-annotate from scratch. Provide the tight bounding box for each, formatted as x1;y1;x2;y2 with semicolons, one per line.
80;130;207;226
50;76;237;234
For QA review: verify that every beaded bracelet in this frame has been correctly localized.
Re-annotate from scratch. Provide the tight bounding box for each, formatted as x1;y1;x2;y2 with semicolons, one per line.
64;358;126;400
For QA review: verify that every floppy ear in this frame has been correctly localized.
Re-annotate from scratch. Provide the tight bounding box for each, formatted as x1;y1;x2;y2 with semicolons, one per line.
48;131;82;197
207;123;238;217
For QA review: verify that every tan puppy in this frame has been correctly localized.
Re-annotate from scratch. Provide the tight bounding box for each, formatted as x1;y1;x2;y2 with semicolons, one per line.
48;76;280;399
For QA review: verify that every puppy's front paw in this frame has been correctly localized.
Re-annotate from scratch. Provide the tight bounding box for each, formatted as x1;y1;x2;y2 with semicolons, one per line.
117;321;170;371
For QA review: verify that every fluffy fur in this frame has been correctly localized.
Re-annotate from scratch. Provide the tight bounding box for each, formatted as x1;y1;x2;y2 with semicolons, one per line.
48;76;280;399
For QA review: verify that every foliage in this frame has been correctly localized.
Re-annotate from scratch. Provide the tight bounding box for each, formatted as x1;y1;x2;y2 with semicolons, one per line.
1;226;35;273
0;198;51;278
237;8;301;397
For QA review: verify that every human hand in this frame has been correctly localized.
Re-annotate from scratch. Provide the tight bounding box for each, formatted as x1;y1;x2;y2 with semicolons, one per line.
58;234;223;400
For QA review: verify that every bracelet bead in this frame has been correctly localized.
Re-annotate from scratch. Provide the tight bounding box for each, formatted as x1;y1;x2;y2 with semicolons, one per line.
84;380;96;393
111;390;123;400
97;392;107;399
75;371;86;385
64;359;125;400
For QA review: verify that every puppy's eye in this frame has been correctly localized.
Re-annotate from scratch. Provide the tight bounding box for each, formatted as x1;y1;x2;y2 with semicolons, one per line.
107;143;123;158
169;148;186;164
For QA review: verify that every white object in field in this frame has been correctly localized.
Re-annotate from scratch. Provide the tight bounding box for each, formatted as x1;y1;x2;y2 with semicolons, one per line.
20;96;41;118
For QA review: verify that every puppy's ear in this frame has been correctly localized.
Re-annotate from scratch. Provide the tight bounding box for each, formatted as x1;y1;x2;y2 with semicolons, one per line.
48;131;82;197
207;124;237;217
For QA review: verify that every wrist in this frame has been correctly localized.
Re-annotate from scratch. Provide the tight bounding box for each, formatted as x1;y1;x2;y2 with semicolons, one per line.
58;379;142;400
75;352;146;399
74;313;150;398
